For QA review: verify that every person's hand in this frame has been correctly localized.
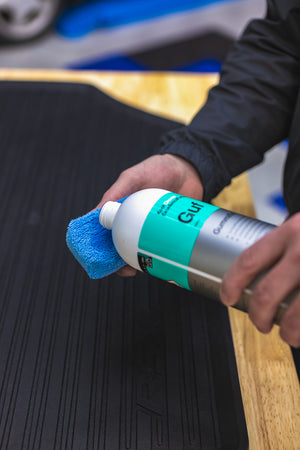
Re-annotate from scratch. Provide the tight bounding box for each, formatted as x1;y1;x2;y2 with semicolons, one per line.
220;213;300;347
96;153;204;277
97;153;203;208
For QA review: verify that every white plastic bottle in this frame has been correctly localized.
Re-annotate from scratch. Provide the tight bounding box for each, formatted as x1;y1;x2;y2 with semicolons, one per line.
99;188;290;323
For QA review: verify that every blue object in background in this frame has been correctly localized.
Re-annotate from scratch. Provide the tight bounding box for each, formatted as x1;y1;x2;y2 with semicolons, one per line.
57;0;240;38
177;58;222;72
268;192;288;214
70;54;148;70
70;54;222;72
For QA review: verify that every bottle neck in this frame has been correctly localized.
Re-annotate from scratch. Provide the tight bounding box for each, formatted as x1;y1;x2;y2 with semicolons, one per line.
99;201;121;230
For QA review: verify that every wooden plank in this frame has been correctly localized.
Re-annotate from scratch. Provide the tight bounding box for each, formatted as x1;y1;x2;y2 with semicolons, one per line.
1;69;299;448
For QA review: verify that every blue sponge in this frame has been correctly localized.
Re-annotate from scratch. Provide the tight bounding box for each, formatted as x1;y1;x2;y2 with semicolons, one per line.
66;203;126;279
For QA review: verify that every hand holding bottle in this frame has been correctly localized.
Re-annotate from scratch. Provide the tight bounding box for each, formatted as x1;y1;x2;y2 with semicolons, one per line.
96;154;204;276
221;214;300;347
97;154;204;208
96;154;300;347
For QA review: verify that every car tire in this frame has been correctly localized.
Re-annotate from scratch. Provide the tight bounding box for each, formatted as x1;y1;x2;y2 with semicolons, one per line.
0;0;63;43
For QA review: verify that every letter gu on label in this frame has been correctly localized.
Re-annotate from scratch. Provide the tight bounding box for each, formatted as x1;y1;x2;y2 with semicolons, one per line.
178;202;203;224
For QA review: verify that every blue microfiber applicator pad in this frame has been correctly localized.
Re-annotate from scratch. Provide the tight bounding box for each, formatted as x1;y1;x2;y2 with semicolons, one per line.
66;201;126;279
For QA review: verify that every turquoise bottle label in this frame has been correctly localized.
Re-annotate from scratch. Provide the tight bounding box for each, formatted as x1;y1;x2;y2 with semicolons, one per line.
137;193;219;289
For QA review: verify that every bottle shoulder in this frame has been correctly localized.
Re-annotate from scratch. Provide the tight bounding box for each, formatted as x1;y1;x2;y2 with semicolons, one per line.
112;189;170;269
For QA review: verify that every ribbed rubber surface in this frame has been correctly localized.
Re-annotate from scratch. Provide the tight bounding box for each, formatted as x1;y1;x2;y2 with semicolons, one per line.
0;81;248;449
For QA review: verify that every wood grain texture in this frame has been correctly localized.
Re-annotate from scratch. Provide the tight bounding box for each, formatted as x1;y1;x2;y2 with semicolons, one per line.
1;69;299;449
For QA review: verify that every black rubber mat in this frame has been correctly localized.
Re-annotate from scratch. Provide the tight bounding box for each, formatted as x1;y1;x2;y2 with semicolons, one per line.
0;81;248;449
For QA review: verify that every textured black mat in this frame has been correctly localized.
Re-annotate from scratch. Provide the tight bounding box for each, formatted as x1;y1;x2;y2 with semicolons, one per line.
0;81;247;449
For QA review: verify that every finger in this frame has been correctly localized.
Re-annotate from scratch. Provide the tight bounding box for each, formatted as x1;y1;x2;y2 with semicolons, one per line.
96;156;158;209
116;266;137;277
96;172;140;209
94;153;204;211
220;225;287;306
248;256;300;333
279;292;300;347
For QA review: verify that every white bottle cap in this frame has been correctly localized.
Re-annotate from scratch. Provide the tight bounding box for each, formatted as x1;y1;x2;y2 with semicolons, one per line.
99;201;121;230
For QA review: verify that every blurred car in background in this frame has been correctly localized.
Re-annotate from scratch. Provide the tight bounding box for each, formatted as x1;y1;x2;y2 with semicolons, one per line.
0;0;83;43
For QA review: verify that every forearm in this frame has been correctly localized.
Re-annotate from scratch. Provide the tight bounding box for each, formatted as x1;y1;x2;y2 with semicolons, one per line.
160;0;300;202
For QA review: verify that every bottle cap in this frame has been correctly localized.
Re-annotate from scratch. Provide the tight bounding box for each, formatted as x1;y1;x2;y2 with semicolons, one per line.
99;201;121;230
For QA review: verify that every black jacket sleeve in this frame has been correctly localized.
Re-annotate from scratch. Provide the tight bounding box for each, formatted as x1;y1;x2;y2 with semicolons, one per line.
159;0;300;202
